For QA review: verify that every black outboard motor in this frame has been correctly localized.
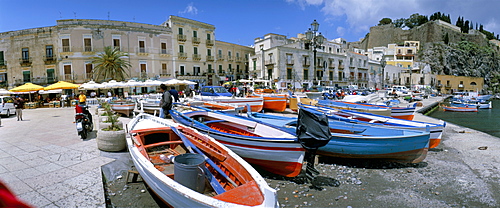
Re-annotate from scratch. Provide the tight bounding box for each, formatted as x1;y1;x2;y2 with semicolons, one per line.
296;107;331;180
75;104;93;139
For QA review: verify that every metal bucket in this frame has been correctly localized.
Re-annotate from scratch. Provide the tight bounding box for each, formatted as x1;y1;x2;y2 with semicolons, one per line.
174;153;206;193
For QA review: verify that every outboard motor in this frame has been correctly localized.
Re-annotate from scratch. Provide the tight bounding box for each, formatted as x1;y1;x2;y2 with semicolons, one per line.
296;107;331;180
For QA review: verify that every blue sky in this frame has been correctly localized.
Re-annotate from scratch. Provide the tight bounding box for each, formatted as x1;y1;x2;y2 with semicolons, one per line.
1;0;500;46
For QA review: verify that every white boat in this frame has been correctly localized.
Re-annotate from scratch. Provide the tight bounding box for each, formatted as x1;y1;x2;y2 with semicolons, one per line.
193;95;264;112
126;113;278;207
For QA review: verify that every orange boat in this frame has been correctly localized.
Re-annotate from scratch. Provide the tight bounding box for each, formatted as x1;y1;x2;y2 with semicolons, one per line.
247;94;287;112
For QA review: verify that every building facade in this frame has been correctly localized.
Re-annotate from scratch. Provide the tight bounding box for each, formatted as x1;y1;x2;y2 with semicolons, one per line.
0;16;252;89
436;74;484;94
249;33;380;90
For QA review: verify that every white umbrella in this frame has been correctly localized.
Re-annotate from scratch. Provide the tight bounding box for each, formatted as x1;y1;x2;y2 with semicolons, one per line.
80;81;105;90
143;79;163;87
125;79;145;87
105;80;127;88
180;80;197;85
163;79;183;86
0;88;11;95
239;79;252;83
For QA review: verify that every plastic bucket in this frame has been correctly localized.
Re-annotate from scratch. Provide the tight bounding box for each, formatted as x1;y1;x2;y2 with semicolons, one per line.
174;153;206;192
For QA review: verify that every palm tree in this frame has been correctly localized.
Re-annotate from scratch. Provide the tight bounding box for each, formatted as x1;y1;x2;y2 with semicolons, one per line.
92;46;131;82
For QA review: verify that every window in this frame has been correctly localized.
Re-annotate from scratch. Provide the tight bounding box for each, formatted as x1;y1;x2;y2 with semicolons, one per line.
161;63;167;75
179;45;184;53
470;82;477;85
113;38;120;50
178;28;183;35
0;51;4;65
46;69;55;83
84;38;92;52
140;62;147;73
208;64;213;73
64;64;72;80
180;65;185;75
194;47;198;54
46;45;53;59
228;64;232;72
62;39;70;52
23;71;31;82
85;63;93;79
287;68;292;79
207;49;211;56
22;48;29;61
161;42;167;54
303;69;308;80
218;65;223;73
193;30;197;37
329;71;334;81
139;40;145;53
193;66;200;75
207;33;211;40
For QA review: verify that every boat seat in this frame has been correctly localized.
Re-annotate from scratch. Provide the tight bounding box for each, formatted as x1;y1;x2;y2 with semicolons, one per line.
203;120;226;124
144;140;183;149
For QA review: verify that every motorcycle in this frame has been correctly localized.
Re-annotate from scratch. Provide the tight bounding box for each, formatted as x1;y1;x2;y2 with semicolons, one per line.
75;104;93;139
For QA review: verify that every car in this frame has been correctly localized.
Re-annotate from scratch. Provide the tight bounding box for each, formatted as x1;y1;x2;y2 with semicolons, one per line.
0;96;16;117
200;86;232;96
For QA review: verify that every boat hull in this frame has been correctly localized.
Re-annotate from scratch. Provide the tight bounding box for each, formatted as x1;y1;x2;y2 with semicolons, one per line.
170;109;305;177
443;106;478;112
248;95;287;112
195;96;264;112
110;103;135;117
127;114;278;207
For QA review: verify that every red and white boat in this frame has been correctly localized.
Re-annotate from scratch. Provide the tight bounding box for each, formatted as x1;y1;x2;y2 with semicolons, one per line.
127;113;278;207
194;95;264;112
110;99;135;117
442;105;478;112
247;93;287;112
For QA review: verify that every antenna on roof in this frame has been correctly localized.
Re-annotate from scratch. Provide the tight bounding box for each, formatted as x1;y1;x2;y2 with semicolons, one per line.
74;12;76;18
108;12;110;20
59;11;62;19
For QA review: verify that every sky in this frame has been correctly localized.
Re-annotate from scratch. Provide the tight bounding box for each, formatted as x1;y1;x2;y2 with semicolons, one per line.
1;0;500;46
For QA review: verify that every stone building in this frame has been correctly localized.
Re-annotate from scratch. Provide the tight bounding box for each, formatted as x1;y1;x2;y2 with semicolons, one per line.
250;33;379;91
0;16;253;89
436;74;484;94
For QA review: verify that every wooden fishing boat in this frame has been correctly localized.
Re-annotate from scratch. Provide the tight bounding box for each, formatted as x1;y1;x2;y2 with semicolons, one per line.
342;101;416;120
126;113;278;207
194;95;264;112
442;105;478;112
170;105;305;177
317;100;392;117
247;111;430;163
137;97;161;115
300;104;445;149
247;94;287;112
187;100;243;114
109;99;135;117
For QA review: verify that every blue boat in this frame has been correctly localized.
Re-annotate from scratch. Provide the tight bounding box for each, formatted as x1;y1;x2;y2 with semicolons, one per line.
246;109;431;163
298;103;445;149
317;99;392;117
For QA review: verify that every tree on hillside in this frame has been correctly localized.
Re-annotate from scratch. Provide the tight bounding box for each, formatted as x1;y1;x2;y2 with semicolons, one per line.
393;18;405;28
92;46;131;82
378;18;392;26
405;13;428;29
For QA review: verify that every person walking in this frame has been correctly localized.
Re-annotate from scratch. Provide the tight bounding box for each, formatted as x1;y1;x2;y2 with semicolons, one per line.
159;84;173;118
78;91;87;105
14;97;24;121
169;87;180;102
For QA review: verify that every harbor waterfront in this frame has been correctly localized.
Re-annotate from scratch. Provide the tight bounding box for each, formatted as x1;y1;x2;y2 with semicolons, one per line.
429;99;500;138
0;96;500;207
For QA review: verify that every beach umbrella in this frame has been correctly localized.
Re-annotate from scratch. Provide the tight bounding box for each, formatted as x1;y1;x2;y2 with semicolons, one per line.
125;79;145;87
143;79;163;87
44;81;79;90
163;79;183;86
9;83;44;92
180;80;197;85
80;81;105;90
0;88;11;95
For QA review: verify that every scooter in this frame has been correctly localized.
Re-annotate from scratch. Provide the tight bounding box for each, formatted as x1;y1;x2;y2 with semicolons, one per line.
75;104;93;139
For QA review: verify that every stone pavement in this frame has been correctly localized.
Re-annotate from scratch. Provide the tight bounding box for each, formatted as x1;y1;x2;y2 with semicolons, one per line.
0;106;115;207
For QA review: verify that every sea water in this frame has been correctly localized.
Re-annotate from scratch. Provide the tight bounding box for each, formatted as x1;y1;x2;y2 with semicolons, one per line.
428;99;500;138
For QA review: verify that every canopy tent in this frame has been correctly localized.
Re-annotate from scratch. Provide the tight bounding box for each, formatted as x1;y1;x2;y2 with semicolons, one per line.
125;79;146;87
104;80;127;89
80;81;105;90
9;83;44;92
180;80;197;85
143;79;163;87
44;81;79;90
39;89;63;94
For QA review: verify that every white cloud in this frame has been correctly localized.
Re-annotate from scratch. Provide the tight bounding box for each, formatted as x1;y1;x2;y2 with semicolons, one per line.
336;26;345;37
179;3;198;15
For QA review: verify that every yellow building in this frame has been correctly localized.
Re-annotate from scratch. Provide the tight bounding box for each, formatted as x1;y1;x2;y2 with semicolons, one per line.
436;74;484;94
385;41;420;69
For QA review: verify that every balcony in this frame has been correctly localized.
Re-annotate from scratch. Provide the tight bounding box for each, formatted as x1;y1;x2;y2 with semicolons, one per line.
0;60;7;69
235;57;243;63
328;64;335;69
177;34;186;42
62;46;71;52
19;58;32;66
207;69;215;75
218;71;226;76
178;52;188;59
44;56;57;65
302;62;310;67
63;74;73;81
286;60;294;65
217;55;225;61
193;54;202;61
84;46;92;52
227;56;234;62
206;55;214;62
338;64;344;69
192;37;201;44
445;85;452;89
206;40;214;46
265;60;275;65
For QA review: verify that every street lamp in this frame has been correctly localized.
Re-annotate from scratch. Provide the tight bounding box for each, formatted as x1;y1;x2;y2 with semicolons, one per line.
380;55;386;89
305;20;325;86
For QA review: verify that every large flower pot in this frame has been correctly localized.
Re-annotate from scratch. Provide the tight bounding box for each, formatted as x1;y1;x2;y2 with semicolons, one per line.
99;120;123;130
97;129;126;152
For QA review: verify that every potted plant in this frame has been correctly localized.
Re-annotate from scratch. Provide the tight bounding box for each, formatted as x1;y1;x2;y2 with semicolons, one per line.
97;102;126;152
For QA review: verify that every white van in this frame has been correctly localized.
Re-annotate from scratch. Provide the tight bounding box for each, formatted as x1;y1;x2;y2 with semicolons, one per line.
0;96;16;117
